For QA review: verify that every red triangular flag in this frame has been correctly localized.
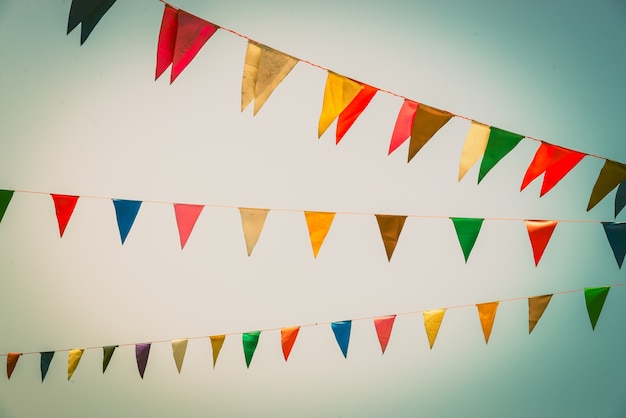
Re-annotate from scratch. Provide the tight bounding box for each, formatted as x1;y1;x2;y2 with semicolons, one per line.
280;326;300;361
373;315;396;354
51;194;79;237
7;352;20;379
521;143;586;196
173;204;204;249
155;4;178;81
525;220;558;266
336;84;377;144
388;100;418;155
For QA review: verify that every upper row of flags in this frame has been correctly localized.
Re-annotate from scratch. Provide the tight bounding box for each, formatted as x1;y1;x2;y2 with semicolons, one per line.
64;1;626;217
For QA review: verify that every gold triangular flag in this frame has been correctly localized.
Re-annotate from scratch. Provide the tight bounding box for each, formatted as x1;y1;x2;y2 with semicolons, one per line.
423;309;446;349
477;302;499;344
241;41;261;111
254;45;298;115
68;348;85;380
304;211;336;258
375;214;407;261
210;335;225;368
459;121;490;181
239;208;270;256
171;339;188;374
408;104;453;162
318;72;363;138
528;294;552;334
587;160;626;211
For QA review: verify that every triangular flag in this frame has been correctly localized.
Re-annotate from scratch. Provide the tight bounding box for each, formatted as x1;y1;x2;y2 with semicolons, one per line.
450;217;484;262
478;127;524;183
584;287;610;330
239;208;270;256
102;345;117;373
135;343;151;379
210;335;225;368
615;180;626;217
173;203;204;249
0;190;14;223
41;351;55;382
423;309;446;349
67;348;84;380
602;222;626;268
112;199;142;244
51;194;79;237
388;100;418;155
407;104;453;163
280;327;300;361
155;5;219;83
7;352;21;379
525;220;558;266
476;302;499;344
318;72;363;138
304;211;336;258
528;294;552;334
241;41;299;115
331;321;352;358
373;315;396;354
458;121;490;181
521;143;585;196
336;84;378;144
171;339;188;374
67;0;117;44
242;331;261;368
588;160;626;212
375;214;407;261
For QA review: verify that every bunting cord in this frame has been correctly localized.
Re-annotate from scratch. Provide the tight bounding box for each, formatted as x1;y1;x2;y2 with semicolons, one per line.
153;0;614;163
7;188;615;224
3;281;624;357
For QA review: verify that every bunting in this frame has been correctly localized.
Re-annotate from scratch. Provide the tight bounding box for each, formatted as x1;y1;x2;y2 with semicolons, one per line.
602;222;626;268
210;335;225;368
584;287;610;330
304;211;335;258
521;143;586;196
173;203;204;249
103;345;117;373
239;208;269;256
336;84;378;144
6;352;20;379
0;190;14;224
41;351;55;382
373;315;396;354
528;294;552;334
587;160;626;212
135;343;151;379
280;327;300;361
242;331;261;368
423;309;446;349
375;214;407;261
388;100;418;155
615;181;626;217
478;128;524;183
458;121;490;181
450;217;484;262
525;220;558;266
241;41;299;115
331;320;351;358
476;302;499;344
51;194;80;237
68;348;84;380
318;72;363;138
67;0;117;44
112;199;142;244
171;339;188;373
407;104;453;163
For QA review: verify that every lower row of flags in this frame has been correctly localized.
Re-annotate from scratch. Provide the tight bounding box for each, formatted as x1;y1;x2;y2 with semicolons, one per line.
2;286;614;382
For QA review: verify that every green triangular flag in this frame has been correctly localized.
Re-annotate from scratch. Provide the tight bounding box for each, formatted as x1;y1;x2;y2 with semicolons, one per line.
0;190;14;223
450;217;484;262
242;331;261;368
103;345;117;373
584;287;610;330
478;127;524;183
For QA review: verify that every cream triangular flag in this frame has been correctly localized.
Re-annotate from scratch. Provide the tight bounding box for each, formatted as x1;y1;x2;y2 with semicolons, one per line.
68;348;85;380
459;121;490;181
171;339;188;374
239;208;270;256
423;309;446;349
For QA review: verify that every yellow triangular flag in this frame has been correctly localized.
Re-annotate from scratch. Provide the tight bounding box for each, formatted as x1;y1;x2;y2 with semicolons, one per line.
241;41;261;111
210;335;225;368
318;72;363;138
459;121;490;181
304;211;336;258
239;208;270;256
253;45;298;115
171;339;188;374
477;302;499;343
375;214;407;261
423;309;446;349
67;348;84;380
528;294;552;334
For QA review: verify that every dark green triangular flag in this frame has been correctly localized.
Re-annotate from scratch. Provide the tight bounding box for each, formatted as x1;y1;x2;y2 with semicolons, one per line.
478;127;524;183
451;217;484;262
41;351;55;382
103;345;117;373
242;331;261;368
584;287;610;330
0;190;14;223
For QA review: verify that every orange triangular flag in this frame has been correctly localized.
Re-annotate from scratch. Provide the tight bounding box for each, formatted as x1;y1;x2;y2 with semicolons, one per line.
173;204;204;249
373;315;396;354
280;326;300;361
51;194;80;237
336;84;377;144
525;220;558;266
408;104;453;162
318;72;363;138
477;302;499;344
528;294;553;334
210;335;225;368
423;309;446;349
375;214;407;261
458;121;490;181
7;352;21;379
239;208;270;256
304;211;336;258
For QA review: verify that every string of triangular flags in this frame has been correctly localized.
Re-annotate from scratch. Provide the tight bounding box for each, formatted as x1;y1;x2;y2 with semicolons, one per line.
2;283;620;381
64;0;626;216
3;189;626;266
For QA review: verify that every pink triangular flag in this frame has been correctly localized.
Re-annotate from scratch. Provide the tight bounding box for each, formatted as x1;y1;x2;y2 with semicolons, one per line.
388;100;418;155
373;315;396;354
525;220;558;266
51;194;80;237
173;203;204;249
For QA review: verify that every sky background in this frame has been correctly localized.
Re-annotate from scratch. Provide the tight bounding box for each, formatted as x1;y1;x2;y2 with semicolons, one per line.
0;0;625;417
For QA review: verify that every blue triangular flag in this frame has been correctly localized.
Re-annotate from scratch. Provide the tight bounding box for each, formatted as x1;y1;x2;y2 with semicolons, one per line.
41;351;55;382
112;199;142;244
331;320;352;358
615;180;626;218
602;222;626;268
